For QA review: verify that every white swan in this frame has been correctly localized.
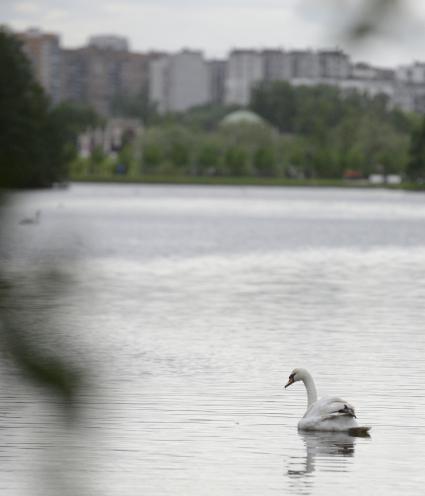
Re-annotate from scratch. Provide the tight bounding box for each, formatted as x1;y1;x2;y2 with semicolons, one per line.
285;368;371;435
19;210;41;225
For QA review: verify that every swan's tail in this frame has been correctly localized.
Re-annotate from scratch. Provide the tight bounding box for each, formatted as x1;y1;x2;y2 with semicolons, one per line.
348;426;371;437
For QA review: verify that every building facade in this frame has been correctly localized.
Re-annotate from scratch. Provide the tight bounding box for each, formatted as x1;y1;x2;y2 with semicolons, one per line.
14;26;425;116
262;50;293;81
61;46;152;116
225;50;264;105
291;50;321;79
88;35;129;52
17;28;62;103
149;50;209;113
318;50;351;79
208;59;226;104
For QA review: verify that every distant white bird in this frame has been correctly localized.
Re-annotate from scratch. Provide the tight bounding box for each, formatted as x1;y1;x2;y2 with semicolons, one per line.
285;368;371;435
19;210;41;225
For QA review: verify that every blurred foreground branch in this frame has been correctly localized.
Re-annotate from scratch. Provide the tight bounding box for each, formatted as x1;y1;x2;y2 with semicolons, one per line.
0;275;82;421
345;0;401;40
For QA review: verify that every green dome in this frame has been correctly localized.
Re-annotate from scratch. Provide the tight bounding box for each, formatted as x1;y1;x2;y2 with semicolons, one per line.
220;110;266;126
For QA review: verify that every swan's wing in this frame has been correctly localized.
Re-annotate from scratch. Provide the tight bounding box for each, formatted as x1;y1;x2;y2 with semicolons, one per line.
299;397;366;432
318;397;357;420
305;397;356;419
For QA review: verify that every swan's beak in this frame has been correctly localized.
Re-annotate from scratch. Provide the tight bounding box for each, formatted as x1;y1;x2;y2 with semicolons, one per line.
284;377;294;389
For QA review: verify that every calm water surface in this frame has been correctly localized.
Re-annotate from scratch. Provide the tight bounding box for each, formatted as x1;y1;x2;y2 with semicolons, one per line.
1;184;425;495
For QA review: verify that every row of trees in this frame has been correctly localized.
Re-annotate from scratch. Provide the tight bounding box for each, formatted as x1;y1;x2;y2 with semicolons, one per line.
407;118;425;180
0;28;99;188
79;117;409;180
138;122;408;179
140;123;280;177
250;81;413;136
250;81;417;178
105;81;423;180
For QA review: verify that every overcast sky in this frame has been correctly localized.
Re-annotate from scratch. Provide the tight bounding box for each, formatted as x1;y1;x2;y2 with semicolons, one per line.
2;0;425;67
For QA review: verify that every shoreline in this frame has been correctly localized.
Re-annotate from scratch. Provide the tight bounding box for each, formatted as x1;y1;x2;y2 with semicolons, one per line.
70;175;425;191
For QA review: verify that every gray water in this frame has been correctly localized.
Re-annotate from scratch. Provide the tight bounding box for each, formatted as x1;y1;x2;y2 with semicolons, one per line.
1;183;425;495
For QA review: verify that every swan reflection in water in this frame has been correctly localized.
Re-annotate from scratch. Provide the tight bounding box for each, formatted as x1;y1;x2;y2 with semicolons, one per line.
287;431;368;492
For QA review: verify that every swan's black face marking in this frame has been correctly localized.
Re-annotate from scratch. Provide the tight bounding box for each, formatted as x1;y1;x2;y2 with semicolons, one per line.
338;404;357;418
284;373;296;389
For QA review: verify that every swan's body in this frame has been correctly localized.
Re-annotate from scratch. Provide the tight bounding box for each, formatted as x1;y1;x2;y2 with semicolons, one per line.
285;368;371;434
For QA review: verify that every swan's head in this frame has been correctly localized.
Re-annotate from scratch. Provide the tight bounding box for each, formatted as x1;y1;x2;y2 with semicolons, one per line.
284;368;307;388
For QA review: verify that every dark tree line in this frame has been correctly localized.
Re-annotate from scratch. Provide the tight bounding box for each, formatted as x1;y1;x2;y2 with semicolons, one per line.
0;27;99;188
115;82;425;180
250;81;412;136
249;81;421;178
407;118;425;180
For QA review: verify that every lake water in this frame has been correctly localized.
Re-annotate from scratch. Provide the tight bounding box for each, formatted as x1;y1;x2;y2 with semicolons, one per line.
1;183;425;496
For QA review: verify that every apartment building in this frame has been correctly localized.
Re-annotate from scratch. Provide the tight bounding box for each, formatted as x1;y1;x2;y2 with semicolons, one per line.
208;59;226;104
88;35;129;52
394;63;425;112
352;62;380;80
291;50;321;79
14;26;425;116
149;57;169;114
225;49;350;104
62;44;152;116
262;49;293;81
17;28;62;103
319;50;351;79
224;50;264;105
149;50;209;113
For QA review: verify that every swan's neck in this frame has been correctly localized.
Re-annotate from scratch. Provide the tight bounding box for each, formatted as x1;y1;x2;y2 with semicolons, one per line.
302;371;318;407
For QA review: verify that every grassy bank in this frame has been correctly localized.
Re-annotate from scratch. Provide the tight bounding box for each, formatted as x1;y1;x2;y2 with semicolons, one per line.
70;174;425;190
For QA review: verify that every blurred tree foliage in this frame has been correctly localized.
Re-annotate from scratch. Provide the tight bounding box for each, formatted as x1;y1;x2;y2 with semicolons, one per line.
131;82;414;179
111;87;158;126
0;28;99;188
157;104;241;131
138;121;281;177
250;81;413;177
406;116;425;180
113;98;241;132
251;81;412;135
342;0;401;41
0;265;83;424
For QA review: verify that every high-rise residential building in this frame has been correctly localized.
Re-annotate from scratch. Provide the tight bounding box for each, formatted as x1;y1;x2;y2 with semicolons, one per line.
351;62;380;80
17;28;62;103
149;50;209;113
262;50;293;82
319;50;351;79
61;43;153;116
396;62;425;84
393;63;425;113
291;50;321;79
149;57;169;114
224;50;264;105
208;59;226;104
62;46;124;115
168;51;209;112
376;68;395;81
337;78;395;100
262;49;284;81
263;49;350;82
61;48;86;104
120;51;153;98
15;24;425;117
88;35;129;52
